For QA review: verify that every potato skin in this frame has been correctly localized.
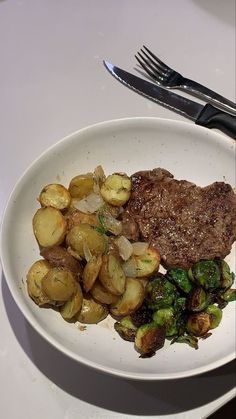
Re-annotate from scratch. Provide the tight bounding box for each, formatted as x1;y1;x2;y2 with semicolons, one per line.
110;277;145;317
33;207;67;248
68;173;94;199
60;284;83;320
66;210;99;229
82;255;102;292
39;183;71;210
42;267;77;301
66;223;108;258
26;259;52;306
90;280;119;305
77;295;108;324
40;245;82;276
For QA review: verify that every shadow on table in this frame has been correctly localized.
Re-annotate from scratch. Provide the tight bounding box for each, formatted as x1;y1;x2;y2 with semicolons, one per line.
192;0;235;26
2;274;236;416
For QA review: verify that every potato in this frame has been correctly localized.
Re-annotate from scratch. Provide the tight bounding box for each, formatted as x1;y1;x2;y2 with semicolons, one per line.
77;295;108;324
26;259;51;305
39;184;71;210
135;247;160;277
66;209;99;229
42;267;77;301
110;278;145;317
68;173;94;199
99;254;126;295
40;245;82;276
82;255;102;292
90;280;119;305
100;173;131;206
60;283;83;320
66;223;108;258
33;207;67;247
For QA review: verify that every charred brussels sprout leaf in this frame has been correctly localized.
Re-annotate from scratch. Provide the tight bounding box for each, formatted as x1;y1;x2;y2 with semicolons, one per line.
190;260;221;290
135;322;166;357
171;334;198;349
206;305;222;329
187;287;209;312
130;303;153;327
114;316;137;342
186;312;211;336
146;277;176;311
167;268;192;293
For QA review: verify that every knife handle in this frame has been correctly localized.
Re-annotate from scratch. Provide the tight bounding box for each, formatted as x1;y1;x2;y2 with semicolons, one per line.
196;104;236;139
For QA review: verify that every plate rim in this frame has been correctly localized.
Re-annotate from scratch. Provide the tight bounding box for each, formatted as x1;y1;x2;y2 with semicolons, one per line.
1;116;235;380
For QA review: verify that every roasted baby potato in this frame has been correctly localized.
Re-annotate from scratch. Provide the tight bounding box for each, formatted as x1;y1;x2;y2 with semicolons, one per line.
33;207;67;247
26;259;52;306
100;173;131;206
42;267;77;301
135;247;160;277
39;183;71;210
68;173;94;199
90;280;119;305
77;294;108;324
99;254;126;295
66;223;107;258
66;209;99;229
110;277;145;317
60;283;83;320
40;245;82;276
82;255;102;292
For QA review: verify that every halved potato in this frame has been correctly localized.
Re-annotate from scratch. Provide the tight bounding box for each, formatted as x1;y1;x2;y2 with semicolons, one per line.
39;184;71;210
100;173;131;206
40;245;82;276
90;280;119;304
26;259;51;305
60;283;83;320
99;254;126;295
33;207;67;247
42;267;77;301
110;277;145;317
135;247;160;277
77;295;108;324
66;223;107;258
82;255;102;292
68;173;94;199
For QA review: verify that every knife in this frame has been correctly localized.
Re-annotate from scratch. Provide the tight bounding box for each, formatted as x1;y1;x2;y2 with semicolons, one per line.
104;61;236;139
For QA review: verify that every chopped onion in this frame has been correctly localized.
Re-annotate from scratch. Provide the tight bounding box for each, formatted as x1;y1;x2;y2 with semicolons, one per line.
115;235;133;261
74;192;104;213
103;212;122;236
93;165;106;194
132;242;149;255
122;257;137;277
83;241;92;262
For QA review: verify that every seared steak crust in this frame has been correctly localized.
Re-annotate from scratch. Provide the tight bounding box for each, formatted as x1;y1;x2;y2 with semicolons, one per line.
126;168;236;268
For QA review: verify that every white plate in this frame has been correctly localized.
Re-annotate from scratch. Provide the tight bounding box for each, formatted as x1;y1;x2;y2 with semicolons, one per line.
1;117;235;380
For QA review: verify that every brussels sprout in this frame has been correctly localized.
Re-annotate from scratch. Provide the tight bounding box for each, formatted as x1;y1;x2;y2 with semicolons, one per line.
220;260;235;289
152;307;177;337
167;268;192;293
171;334;198;349
130;303;153;327
174;296;186;313
146;276;176;311
186;312;211;336
206;305;222;329
222;288;236;302
114;316;137;342
135;322;166;357
190;260;221;290
187;287;209;312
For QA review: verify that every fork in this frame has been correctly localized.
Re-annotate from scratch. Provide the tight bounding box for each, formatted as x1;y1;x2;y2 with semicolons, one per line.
135;46;236;115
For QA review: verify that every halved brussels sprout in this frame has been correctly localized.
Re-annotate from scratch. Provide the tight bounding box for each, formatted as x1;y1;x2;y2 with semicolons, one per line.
189;260;221;290
99;254;126;296
68;173;94;199
187;287;209;312
206;304;222;329
222;288;236;302
110;277;144;317
39;183;71;210
26;259;52;306
167;268;192;293
66;223;108;258
100;173;131;206
220;260;235;289
186;312;211;337
42;267;77;301
33;207;67;247
135;322;166;357
146;275;176;311
114;316;137;342
77;295;108;324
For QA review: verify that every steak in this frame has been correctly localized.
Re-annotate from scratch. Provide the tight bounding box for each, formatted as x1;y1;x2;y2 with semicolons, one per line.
126;168;236;268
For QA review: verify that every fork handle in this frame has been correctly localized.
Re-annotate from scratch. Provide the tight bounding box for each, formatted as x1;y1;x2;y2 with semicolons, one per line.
181;78;236;115
196;104;236;139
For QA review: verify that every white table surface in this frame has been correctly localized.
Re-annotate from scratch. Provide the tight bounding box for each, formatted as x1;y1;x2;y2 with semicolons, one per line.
0;1;236;418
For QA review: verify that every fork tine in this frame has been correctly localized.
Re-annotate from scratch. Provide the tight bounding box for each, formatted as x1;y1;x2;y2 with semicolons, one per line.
135;54;160;81
139;48;169;75
143;45;171;72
